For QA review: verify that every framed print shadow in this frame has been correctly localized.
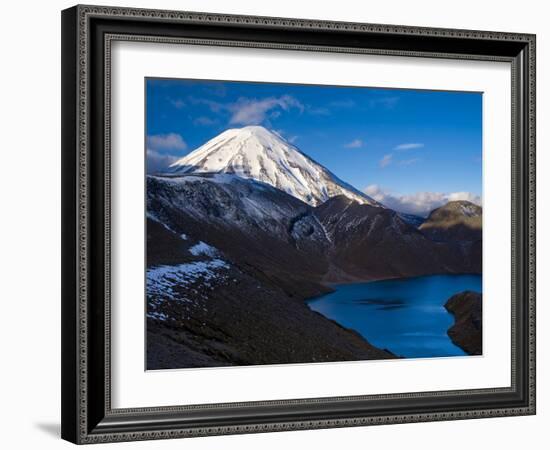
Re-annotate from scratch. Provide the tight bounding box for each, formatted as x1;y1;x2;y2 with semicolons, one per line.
61;5;536;444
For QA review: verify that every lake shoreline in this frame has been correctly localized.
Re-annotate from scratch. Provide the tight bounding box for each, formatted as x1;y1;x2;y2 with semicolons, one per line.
307;271;482;302
444;291;483;356
306;274;482;359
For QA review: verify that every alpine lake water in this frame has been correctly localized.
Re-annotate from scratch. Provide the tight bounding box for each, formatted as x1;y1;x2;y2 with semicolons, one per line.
307;274;482;358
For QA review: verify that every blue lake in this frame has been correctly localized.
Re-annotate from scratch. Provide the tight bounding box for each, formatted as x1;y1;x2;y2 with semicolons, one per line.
307;274;482;358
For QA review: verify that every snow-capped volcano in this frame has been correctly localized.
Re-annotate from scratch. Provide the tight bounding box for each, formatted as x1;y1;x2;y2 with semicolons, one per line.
168;126;379;207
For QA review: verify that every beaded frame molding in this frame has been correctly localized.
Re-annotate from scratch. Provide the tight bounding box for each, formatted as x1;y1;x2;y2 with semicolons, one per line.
61;4;536;444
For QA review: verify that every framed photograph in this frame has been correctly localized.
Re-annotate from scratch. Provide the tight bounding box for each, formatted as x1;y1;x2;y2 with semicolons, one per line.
61;5;536;444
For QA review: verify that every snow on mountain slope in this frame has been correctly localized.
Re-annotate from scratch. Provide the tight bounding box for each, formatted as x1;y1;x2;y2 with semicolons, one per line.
168;126;379;207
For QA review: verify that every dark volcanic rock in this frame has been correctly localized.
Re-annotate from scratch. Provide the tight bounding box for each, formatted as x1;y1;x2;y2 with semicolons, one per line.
146;175;483;368
314;196;481;280
444;291;482;355
145;180;393;369
147;174;331;300
146;249;393;369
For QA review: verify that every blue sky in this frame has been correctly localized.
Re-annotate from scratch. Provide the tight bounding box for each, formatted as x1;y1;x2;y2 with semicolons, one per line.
146;78;482;216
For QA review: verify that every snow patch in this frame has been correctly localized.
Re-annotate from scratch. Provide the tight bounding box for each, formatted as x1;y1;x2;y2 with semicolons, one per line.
459;203;480;217
314;216;333;243
147;259;229;301
147;212;177;234
146;311;169;322
189;241;219;257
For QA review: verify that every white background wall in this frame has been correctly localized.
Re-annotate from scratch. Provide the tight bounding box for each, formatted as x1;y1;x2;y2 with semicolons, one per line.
0;0;546;448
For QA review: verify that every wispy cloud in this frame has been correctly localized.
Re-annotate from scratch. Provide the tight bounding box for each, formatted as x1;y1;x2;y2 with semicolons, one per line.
169;98;186;109
228;95;304;126
185;93;361;125
395;142;424;151
369;96;400;109
274;129;299;144
364;185;482;217
379;154;393;168
188;95;304;126
343;139;364;149
187;97;225;113
146;133;187;151
398;158;420;166
146;149;179;174
193;116;218;126
379;143;423;169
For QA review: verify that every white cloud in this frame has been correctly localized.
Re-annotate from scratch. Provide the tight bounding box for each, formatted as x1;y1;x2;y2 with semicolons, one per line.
189;95;305;126
146;133;187;151
364;185;482;217
379;154;393;168
274;129;299;144
447;192;483;203
344;139;364;149
395;142;424;151
398;158;420;166
146;149;179;174
193;116;217;126
228;95;304;125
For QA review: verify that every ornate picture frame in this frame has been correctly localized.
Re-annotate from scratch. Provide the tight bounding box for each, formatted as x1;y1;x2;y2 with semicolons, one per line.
61;5;535;444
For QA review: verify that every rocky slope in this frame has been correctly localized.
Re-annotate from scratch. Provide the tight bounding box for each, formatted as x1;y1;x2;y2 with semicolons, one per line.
146;173;482;368
146;204;393;369
147;173;331;300
444;291;482;355
314;195;481;281
148;175;481;292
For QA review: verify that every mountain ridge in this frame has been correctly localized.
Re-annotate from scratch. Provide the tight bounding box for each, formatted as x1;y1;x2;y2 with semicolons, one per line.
148;174;482;286
146;173;482;368
168;125;380;207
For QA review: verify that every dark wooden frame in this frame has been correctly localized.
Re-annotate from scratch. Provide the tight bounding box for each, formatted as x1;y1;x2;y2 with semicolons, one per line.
61;4;536;444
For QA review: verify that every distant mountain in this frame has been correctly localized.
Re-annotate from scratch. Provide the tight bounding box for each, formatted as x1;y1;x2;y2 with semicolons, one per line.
314;195;480;281
168;125;379;207
419;200;482;242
